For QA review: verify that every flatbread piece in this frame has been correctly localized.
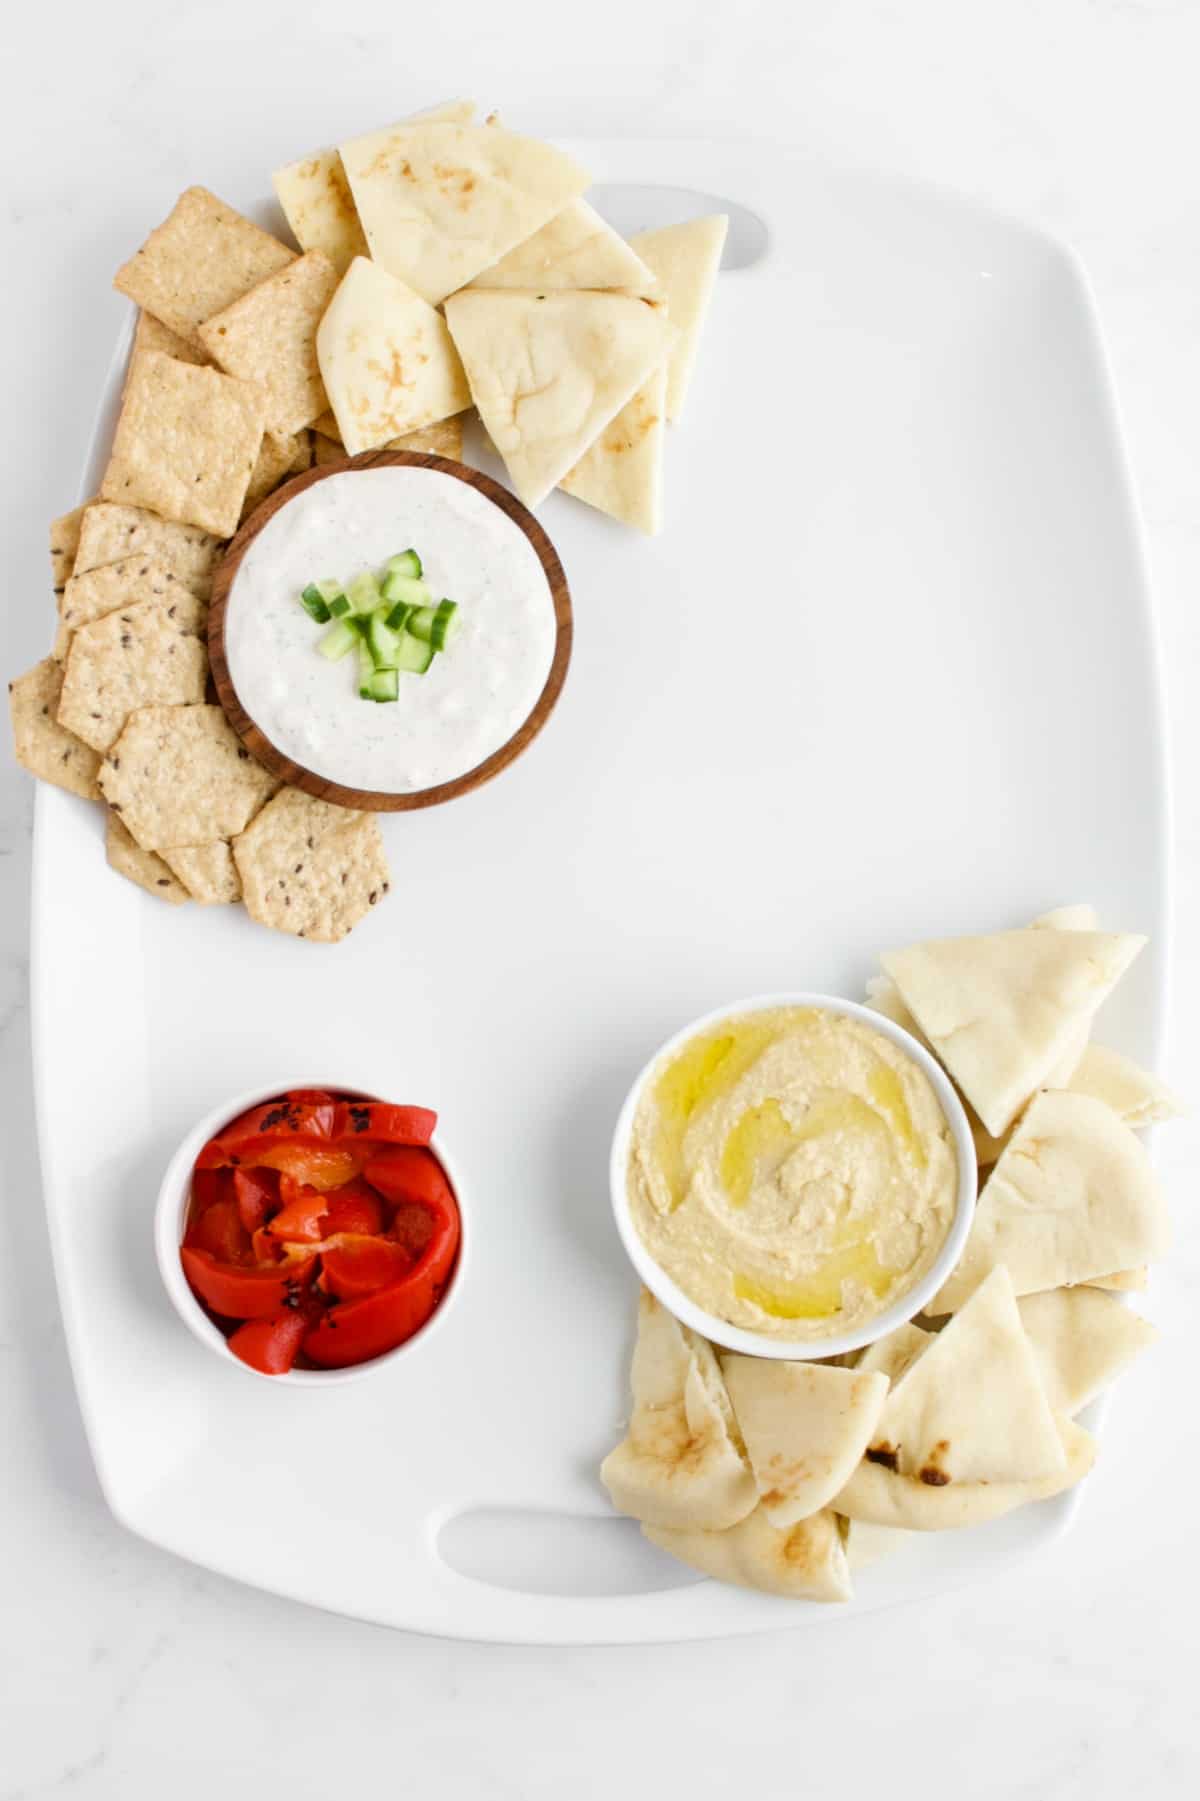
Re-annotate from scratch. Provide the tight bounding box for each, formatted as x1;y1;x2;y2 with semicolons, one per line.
629;216;727;418
559;361;667;533
721;1357;890;1527
644;1506;851;1603
469;198;656;292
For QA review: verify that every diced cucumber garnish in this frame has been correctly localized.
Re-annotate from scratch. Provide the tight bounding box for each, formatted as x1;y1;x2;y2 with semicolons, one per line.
317;617;360;661
407;599;458;650
348;571;384;615
386;549;423;581
302;545;450;697
366;609;401;670
395;631;436;675
384;601;412;633
300;584;332;623
380;571;431;609
364;667;399;703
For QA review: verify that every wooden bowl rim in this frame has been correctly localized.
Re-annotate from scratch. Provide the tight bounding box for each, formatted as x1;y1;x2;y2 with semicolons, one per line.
208;448;573;812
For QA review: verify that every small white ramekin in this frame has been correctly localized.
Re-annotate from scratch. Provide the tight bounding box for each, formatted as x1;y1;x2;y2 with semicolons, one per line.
154;1078;466;1386
608;992;977;1361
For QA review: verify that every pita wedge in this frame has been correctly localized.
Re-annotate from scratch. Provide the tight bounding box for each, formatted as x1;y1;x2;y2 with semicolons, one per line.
1088;1268;1148;1293
880;926;1144;1138
1017;1287;1156;1417
629;216;727;418
644;1505;851;1604
1031;903;1100;1084
867;1267;1064;1485
722;1356;889;1527
932;1092;1169;1311
833;1414;1096;1530
559;361;668;534
600;1290;756;1531
339;121;589;304
842;1516;910;1571
1067;1043;1184;1127
469;198;656;292
855;1321;932;1385
316;257;470;454
444;290;672;507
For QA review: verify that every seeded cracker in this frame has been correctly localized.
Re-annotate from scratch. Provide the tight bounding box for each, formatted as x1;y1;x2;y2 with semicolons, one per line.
105;811;189;904
57;589;208;753
8;658;102;800
55;554;187;662
100;350;266;538
99;705;278;850
199;250;339;436
73;505;222;598
241;429;313;521
162;841;242;905
234;787;390;943
132;309;211;367
114;187;295;347
50;505;89;593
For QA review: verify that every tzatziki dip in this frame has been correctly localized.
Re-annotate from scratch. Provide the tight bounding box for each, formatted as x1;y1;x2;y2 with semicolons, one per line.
225;466;557;793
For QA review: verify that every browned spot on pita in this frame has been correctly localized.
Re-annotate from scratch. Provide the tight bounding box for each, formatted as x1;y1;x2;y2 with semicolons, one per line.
866;1444;899;1470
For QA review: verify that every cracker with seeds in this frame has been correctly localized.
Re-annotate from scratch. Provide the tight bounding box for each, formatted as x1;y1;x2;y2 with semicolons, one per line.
58;589;208;752
100;350;266;538
73;505;223;599
199;250;338;436
114;187;295;346
233;787;390;942
50;504;90;594
132;309;211;367
241;429;313;520
55;554;186;662
106;811;190;904
162;840;242;905
99;704;277;849
9;658;102;799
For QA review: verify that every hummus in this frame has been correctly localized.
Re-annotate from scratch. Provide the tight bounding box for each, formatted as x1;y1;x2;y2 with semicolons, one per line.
627;1006;957;1341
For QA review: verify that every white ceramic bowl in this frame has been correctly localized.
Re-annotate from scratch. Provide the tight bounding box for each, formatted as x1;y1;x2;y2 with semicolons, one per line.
154;1079;466;1386
609;992;977;1361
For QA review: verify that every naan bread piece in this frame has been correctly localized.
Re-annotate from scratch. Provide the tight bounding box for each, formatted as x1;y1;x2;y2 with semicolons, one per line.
855;1321;932;1385
559;361;667;533
600;1290;756;1531
932;1092;1169;1311
444;290;672;507
316;258;470;454
339;122;589;304
1088;1268;1148;1292
469;199;656;293
833;1415;1096;1530
644;1505;851;1603
869;1266;1063;1484
1017;1287;1156;1416
880;928;1144;1138
722;1357;889;1527
629;216;727;418
1067;1044;1184;1127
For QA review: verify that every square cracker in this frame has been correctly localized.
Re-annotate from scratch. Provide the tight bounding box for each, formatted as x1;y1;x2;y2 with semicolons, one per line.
57;589;208;753
55;554;187;662
50;504;89;593
114;187;295;347
100;350;266;538
72;505;223;599
99;704;278;849
234;787;390;943
242;428;313;521
162;841;242;905
9;658;102;799
198;250;338;436
106;811;189;904
132;309;210;367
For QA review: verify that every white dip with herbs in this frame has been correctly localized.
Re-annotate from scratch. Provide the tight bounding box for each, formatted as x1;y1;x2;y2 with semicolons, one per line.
225;467;557;793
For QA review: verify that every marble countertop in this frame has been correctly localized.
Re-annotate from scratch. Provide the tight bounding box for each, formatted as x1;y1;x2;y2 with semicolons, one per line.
2;2;1198;1794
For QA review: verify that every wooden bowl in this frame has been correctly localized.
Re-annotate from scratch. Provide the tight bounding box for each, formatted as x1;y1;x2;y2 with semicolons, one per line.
208;448;573;811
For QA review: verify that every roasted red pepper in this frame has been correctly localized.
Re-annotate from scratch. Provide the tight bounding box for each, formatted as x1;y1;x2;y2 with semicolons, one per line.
333;1101;437;1146
232;1167;279;1234
227;1310;308;1375
181;1247;315;1319
303;1185;460;1368
266;1176;328;1243
185;1198;252;1264
321;1179;384;1238
320;1236;413;1301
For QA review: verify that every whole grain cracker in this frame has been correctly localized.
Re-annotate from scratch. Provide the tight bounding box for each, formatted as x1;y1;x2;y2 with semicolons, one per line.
73;504;222;599
198;250;338;436
241;428;313;521
106;810;190;904
58;589;208;753
100;350;266;538
8;658;102;799
233;787;390;943
162;840;242;905
55;554;186;662
99;704;278;849
114;187;295;347
50;504;89;593
132;309;211;367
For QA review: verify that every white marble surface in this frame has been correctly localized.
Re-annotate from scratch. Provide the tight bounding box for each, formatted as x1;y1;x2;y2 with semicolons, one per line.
2;1;1198;1793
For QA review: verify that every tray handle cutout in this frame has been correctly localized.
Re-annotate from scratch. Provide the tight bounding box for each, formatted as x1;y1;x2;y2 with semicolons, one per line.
436;1506;700;1599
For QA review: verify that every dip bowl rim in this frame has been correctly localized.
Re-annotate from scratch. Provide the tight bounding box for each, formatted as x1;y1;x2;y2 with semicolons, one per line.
208;448;573;812
607;990;978;1362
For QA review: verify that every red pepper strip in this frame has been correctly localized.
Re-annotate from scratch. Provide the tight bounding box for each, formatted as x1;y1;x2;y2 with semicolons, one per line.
365;1145;454;1214
233;1167;279;1234
241;1143;363;1191
251;1226;285;1264
184;1198;252;1264
320;1236;413;1301
302;1191;460;1368
283;1088;335;1106
333;1102;437;1146
181;1247;315;1320
220;1096;336;1146
321;1179;384;1238
227;1311;307;1375
189;1167;232;1217
266;1177;328;1243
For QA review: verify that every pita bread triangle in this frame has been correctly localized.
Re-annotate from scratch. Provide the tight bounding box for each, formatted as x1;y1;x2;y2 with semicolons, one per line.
443;290;673;507
880;926;1144;1137
559;361;668;533
644;1505;851;1603
599;1290;756;1531
629;215;727;418
721;1356;889;1527
338;122;590;304
868;1266;1064;1485
469;198;656;292
932;1091;1169;1311
1016;1287;1156;1416
1067;1043;1184;1126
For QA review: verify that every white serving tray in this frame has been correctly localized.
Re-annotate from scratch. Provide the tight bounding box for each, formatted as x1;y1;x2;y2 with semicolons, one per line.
31;140;1170;1644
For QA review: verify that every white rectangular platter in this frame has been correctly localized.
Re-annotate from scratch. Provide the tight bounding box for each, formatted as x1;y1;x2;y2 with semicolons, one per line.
32;140;1169;1644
